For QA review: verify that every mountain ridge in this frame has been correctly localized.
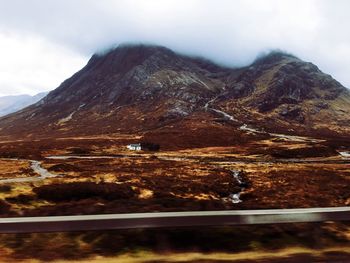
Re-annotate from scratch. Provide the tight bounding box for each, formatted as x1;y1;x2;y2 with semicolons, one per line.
0;92;48;117
0;44;349;148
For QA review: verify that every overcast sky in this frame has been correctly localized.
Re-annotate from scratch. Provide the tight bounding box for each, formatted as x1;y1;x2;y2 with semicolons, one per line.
0;0;349;96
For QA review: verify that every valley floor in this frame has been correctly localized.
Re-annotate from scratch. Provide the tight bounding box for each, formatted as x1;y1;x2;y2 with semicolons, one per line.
0;133;349;261
0;133;348;216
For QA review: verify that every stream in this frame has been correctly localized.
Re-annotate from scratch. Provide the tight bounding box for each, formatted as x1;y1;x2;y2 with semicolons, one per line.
46;155;251;205
228;170;246;204
0;155;249;205
2;151;344;206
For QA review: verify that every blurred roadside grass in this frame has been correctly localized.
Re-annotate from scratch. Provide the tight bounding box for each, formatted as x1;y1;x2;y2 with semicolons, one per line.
0;222;348;262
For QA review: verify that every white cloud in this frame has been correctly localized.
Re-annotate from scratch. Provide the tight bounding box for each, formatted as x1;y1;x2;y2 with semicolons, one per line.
0;0;350;96
0;31;86;96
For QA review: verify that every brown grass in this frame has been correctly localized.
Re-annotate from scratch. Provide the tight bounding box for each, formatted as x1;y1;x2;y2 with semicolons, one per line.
0;134;348;215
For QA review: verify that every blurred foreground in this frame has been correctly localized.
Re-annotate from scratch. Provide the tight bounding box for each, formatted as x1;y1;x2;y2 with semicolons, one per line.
0;222;349;262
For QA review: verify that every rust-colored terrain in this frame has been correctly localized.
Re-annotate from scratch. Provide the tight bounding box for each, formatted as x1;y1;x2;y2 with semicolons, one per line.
0;44;349;216
0;133;348;217
0;44;349;262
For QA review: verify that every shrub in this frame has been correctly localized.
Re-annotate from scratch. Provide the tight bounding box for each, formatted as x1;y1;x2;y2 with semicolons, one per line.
33;182;135;202
68;147;91;155
48;163;80;172
5;194;34;204
0;200;11;214
140;142;160;151
0;185;12;193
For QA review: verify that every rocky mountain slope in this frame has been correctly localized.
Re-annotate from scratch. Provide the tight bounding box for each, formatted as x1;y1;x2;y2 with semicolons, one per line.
0;44;349;146
215;51;350;136
0;92;48;117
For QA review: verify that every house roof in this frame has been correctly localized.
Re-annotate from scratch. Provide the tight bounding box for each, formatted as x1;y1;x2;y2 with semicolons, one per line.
128;143;141;147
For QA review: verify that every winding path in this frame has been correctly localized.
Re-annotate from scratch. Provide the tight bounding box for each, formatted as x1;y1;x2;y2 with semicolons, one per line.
204;97;322;143
0;159;60;183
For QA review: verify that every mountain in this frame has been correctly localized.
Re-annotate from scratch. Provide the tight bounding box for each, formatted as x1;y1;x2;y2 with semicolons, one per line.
0;44;349;147
0;92;48;117
215;51;350;135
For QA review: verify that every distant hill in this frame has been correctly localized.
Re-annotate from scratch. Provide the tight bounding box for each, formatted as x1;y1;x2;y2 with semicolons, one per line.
0;44;349;148
0;92;48;117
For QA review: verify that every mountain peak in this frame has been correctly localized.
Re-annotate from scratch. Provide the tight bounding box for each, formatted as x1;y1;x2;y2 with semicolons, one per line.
96;43;174;57
252;50;299;66
92;43;175;66
82;43;179;78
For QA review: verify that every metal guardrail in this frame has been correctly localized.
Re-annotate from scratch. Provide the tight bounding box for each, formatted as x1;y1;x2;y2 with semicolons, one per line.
0;207;349;233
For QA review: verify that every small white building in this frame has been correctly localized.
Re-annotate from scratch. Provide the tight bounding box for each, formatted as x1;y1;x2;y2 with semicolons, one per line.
127;143;142;151
339;151;350;158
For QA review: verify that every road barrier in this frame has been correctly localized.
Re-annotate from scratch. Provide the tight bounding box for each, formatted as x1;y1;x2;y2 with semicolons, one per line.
0;207;349;233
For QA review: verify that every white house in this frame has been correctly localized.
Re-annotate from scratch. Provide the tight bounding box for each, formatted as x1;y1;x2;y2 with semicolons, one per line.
339;151;350;158
127;143;142;151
